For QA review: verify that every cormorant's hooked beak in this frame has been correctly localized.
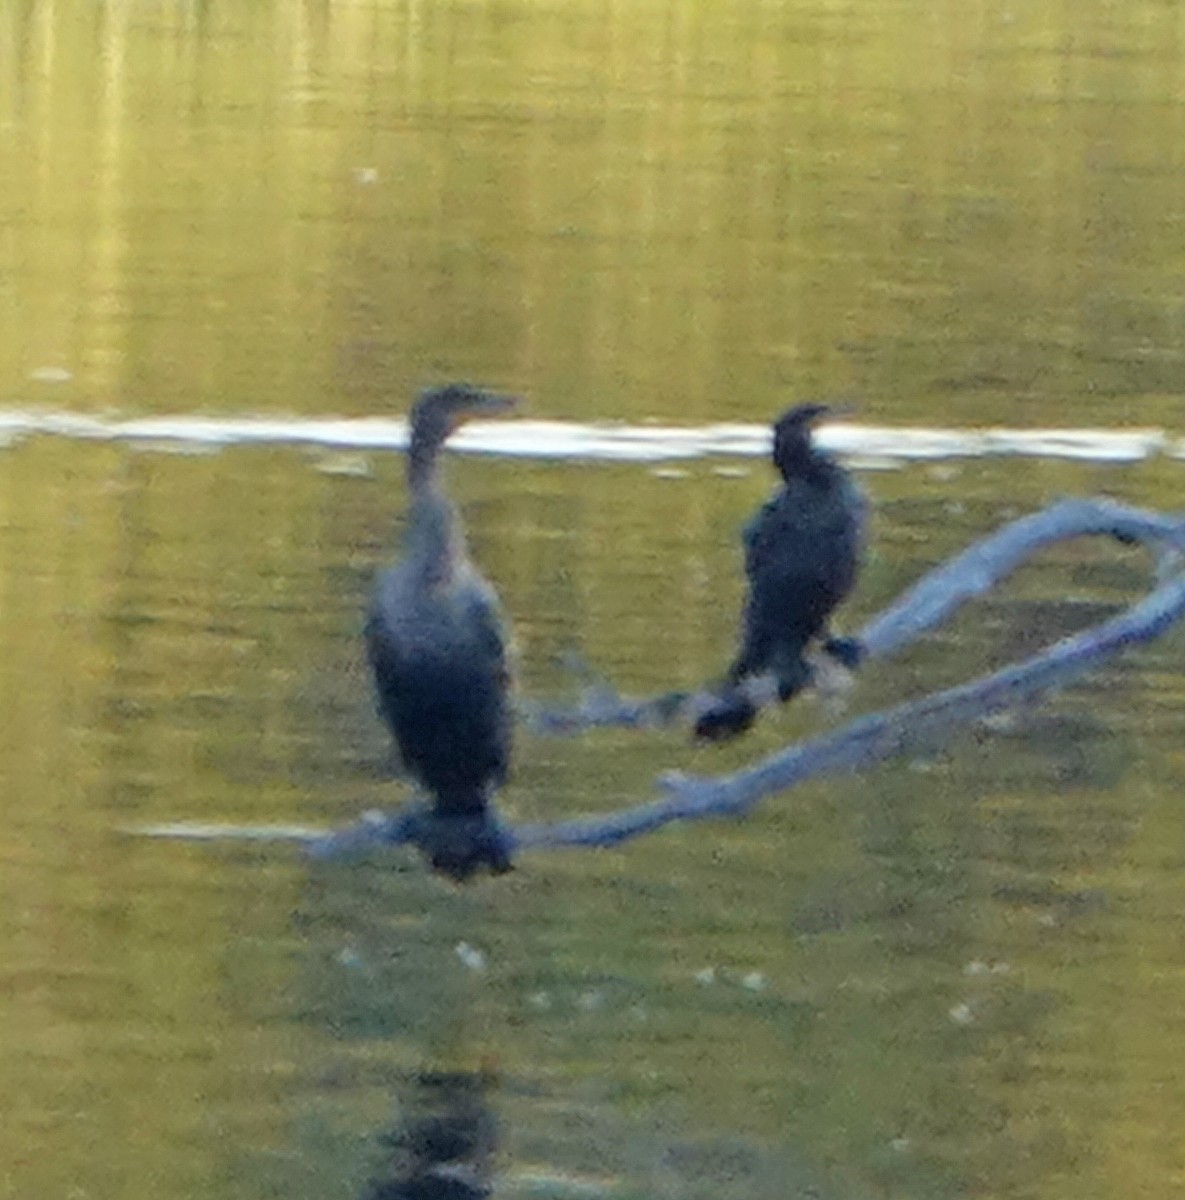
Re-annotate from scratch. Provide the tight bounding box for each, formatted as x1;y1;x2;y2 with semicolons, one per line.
472;392;520;418
813;402;856;424
444;390;521;437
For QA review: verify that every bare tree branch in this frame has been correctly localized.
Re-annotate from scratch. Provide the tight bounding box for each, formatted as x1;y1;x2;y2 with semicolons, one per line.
134;499;1185;866
515;565;1185;848
521;496;1185;733
857;496;1185;660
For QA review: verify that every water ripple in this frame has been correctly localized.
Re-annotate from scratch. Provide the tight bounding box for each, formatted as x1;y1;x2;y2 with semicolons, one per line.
0;409;1170;463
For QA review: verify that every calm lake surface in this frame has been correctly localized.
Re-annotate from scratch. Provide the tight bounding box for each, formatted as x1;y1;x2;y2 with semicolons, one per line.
3;2;1185;1198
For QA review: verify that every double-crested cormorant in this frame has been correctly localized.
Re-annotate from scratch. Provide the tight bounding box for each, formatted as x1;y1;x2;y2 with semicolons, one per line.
366;383;518;879
695;403;865;742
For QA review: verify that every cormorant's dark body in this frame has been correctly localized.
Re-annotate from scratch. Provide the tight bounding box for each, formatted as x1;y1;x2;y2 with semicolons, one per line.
367;567;510;813
366;383;516;878
696;404;864;742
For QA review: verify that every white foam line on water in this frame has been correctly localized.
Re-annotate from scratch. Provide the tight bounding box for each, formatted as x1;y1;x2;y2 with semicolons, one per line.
0;409;1172;463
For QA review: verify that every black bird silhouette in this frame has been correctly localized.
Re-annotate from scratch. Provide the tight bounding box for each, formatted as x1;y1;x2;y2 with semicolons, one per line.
366;384;518;879
695;403;865;742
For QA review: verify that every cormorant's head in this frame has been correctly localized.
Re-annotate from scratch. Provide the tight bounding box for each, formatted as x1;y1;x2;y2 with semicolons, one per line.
771;403;835;479
410;383;519;460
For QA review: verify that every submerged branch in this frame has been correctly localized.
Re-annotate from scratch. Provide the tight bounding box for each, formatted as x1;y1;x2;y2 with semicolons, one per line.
857;496;1185;660
136;499;1185;868
515;565;1185;848
521;496;1185;733
300;499;1185;862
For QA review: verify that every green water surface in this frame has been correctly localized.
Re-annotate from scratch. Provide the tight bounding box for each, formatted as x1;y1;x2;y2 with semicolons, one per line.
3;2;1185;1198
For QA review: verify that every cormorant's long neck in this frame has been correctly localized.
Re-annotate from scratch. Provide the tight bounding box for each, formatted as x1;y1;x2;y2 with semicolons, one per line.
405;440;464;585
777;441;834;488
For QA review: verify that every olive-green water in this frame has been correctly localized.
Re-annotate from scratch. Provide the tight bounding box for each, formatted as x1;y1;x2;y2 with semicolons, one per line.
4;3;1185;1198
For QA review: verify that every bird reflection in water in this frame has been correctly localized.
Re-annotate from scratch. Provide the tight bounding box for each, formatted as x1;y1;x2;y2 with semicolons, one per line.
696;404;866;742
364;1069;498;1200
366;384;519;880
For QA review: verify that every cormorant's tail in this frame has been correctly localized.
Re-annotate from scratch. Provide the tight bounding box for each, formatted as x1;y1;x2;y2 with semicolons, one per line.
412;806;514;881
693;691;758;743
697;639;863;744
695;655;812;743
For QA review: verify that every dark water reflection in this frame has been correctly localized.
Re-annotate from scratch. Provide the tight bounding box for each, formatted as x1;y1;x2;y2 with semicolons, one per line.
2;437;1185;1199
362;1068;498;1200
